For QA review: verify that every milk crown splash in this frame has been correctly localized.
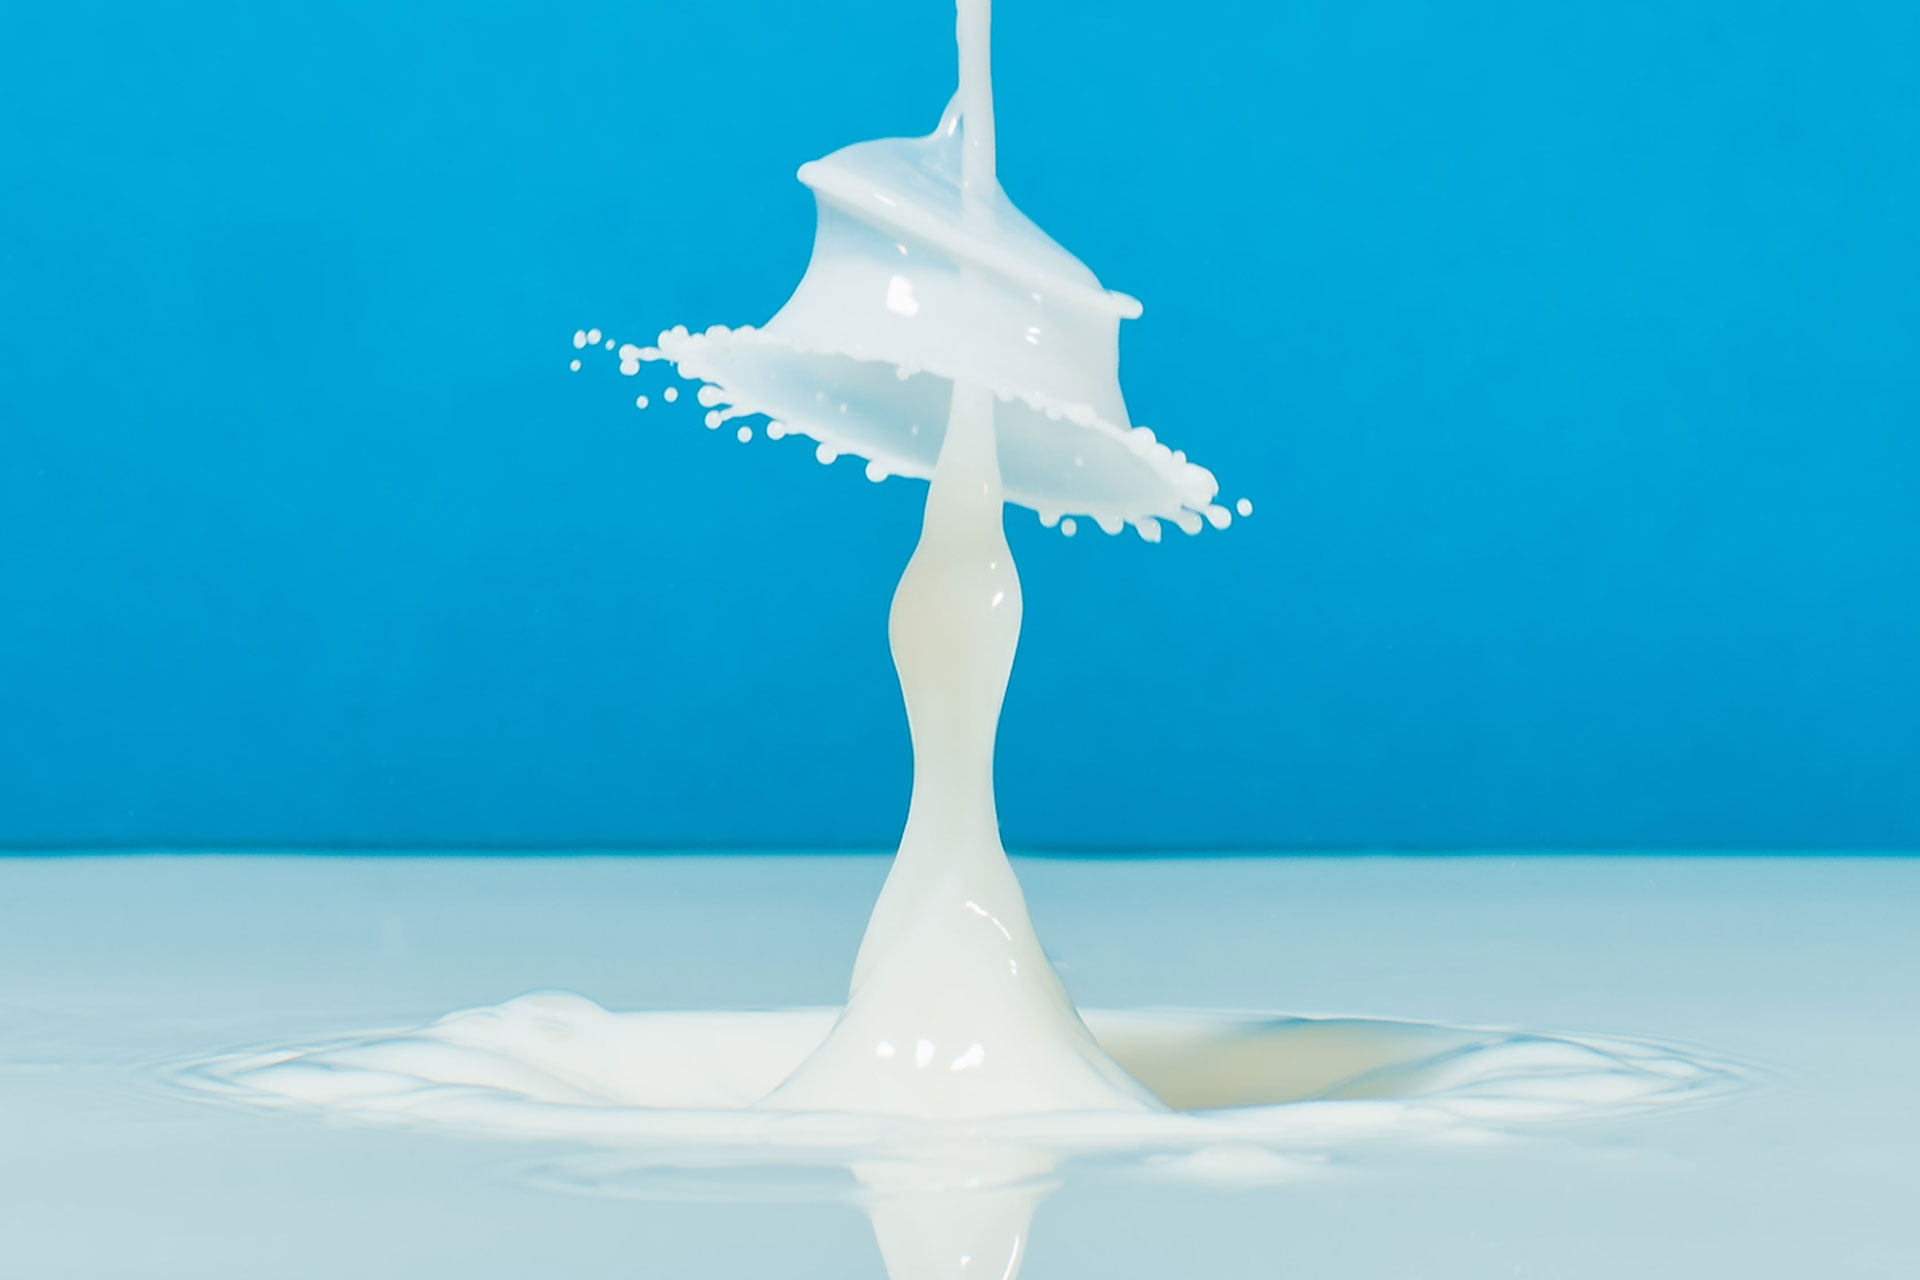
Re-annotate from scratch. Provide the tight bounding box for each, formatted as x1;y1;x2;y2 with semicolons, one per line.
636;0;1233;538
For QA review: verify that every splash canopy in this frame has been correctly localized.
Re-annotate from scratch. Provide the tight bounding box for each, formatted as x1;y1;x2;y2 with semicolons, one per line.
647;103;1226;537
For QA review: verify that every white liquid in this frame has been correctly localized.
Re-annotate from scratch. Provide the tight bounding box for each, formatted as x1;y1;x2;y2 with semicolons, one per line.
763;0;1158;1118
190;0;1740;1151
191;994;1732;1145
763;378;1156;1116
179;5;1739;1276
627;0;1225;539
188;1000;1736;1280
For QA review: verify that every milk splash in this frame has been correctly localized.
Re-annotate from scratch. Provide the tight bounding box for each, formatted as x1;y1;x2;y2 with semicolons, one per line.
586;0;1221;1118
182;5;1740;1277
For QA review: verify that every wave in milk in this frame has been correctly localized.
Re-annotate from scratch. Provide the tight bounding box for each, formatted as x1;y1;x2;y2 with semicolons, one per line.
186;994;1738;1148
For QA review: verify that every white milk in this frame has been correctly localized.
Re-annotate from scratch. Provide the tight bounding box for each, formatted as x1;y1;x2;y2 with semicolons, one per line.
762;378;1158;1116
182;6;1735;1274
191;0;1738;1145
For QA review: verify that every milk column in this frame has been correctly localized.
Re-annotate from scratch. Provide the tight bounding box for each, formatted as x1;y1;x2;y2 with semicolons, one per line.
770;393;1153;1114
766;1;1153;1118
642;0;1224;1113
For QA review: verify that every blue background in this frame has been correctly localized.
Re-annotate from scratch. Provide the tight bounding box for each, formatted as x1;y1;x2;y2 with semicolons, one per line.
2;1;1914;851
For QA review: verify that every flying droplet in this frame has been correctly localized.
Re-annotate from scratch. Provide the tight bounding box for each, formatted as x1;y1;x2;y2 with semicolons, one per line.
586;328;602;345
1060;518;1078;537
635;395;649;409
1236;498;1254;518
571;330;587;349
663;387;679;403
568;359;581;372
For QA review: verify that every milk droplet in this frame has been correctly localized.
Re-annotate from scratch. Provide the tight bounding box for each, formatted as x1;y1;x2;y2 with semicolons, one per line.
705;410;722;429
736;425;753;443
816;443;838;464
571;330;587;349
864;460;888;483
604;339;615;350
568;359;581;372
1135;517;1163;543
1060;518;1078;537
663;387;679;403
619;359;641;376
1236;498;1254;518
635;395;649;409
586;328;602;345
767;420;788;440
697;385;724;408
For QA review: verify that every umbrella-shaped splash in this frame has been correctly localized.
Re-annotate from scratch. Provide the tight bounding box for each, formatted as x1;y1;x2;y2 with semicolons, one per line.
628;7;1234;540
642;103;1229;539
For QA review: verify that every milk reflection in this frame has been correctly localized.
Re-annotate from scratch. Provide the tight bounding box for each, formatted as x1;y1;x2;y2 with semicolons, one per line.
857;1146;1055;1280
521;1142;1057;1280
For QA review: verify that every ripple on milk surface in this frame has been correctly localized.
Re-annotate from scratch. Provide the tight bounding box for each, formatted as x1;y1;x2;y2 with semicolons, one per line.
185;991;1741;1165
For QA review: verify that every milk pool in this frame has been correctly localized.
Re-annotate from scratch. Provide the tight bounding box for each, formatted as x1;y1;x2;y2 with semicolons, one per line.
2;853;1914;1277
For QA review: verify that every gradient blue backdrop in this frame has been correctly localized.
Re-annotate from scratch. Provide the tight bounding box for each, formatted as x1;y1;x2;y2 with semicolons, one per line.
2;1;1915;850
